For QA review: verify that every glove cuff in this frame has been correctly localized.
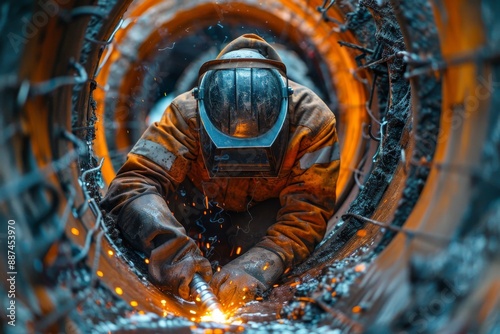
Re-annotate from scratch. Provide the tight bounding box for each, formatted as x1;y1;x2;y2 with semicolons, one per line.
118;193;186;254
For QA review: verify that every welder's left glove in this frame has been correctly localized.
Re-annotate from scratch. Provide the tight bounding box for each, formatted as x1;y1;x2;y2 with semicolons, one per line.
210;247;284;310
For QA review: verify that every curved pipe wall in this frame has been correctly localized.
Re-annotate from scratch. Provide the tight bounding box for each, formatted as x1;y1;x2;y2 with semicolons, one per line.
93;0;372;210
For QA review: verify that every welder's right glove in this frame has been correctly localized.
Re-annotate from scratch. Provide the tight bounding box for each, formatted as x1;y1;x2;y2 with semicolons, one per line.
148;235;213;300
210;246;284;311
116;193;212;300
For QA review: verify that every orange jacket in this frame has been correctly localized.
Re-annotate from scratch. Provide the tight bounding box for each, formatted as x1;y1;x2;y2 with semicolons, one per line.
101;34;340;271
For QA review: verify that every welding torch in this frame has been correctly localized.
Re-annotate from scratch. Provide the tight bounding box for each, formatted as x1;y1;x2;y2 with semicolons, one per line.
190;273;225;319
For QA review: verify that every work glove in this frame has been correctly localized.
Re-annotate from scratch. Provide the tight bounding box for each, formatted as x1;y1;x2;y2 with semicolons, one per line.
149;236;213;300
116;193;212;300
210;247;284;311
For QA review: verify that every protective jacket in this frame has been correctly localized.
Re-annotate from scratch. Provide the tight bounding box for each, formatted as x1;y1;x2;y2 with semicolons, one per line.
101;34;340;296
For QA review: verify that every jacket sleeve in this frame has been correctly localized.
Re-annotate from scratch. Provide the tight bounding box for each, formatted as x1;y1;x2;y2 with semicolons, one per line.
256;100;340;270
100;95;199;255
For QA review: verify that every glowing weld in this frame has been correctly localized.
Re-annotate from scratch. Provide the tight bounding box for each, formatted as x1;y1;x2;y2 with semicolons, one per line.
200;309;228;323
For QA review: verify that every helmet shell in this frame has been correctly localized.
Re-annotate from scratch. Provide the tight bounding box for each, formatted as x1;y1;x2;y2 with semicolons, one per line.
195;49;291;178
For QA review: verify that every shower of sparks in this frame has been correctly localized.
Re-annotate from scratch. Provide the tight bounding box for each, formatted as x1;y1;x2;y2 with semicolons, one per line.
158;42;176;51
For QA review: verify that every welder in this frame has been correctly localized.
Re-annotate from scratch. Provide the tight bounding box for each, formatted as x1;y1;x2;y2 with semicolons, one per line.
100;34;340;312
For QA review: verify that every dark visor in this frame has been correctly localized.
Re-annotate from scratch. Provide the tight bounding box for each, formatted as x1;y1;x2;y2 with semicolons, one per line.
194;58;292;177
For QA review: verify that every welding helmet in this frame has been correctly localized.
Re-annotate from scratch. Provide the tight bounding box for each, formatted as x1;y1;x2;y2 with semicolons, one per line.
193;49;293;178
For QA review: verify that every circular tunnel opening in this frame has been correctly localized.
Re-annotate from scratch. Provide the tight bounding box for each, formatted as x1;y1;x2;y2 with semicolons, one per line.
89;0;375;323
94;0;372;219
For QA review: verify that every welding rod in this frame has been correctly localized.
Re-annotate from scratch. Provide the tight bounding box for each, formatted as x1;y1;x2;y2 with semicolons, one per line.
190;273;224;314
